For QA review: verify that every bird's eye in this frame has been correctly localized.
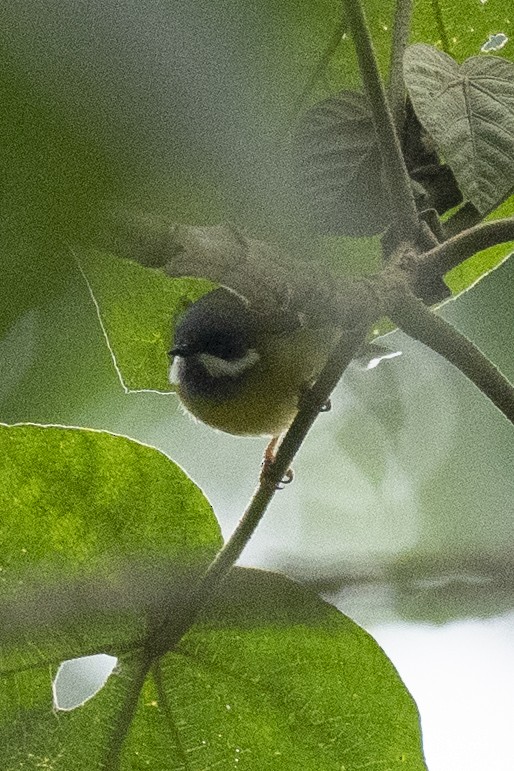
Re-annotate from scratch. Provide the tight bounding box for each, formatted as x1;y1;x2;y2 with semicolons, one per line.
204;333;246;360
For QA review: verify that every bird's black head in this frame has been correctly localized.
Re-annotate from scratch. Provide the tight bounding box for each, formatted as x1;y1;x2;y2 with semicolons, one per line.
171;289;258;359
169;289;260;400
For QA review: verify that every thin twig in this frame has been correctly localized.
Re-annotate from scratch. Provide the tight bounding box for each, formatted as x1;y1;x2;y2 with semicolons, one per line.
388;0;414;130
443;184;514;239
201;327;368;589
342;0;420;243
419;218;514;276
386;286;514;426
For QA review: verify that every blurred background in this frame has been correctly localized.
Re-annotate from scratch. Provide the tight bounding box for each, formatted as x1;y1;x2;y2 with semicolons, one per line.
2;2;513;769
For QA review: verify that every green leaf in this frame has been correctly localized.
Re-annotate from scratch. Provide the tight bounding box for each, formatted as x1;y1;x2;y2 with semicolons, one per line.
294;90;391;237
0;423;221;666
407;5;514;293
1;650;152;771
2;570;427;770
403;44;514;215
411;0;513;65
77;250;214;392
445;197;514;294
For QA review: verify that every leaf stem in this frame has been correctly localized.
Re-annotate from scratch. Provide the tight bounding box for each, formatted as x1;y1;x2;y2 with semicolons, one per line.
419;218;514;276
388;0;414;129
342;0;419;242
102;651;153;770
386;286;514;425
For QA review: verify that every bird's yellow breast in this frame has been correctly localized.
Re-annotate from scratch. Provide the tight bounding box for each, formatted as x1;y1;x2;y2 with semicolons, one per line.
176;326;340;436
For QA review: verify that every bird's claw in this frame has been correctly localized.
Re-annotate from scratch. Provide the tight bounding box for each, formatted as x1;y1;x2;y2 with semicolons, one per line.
260;437;294;489
276;468;294;489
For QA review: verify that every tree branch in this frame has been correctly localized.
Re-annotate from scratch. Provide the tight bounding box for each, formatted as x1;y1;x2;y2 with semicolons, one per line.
105;208;514;324
106;214;372;329
418;218;514;277
386;285;514;426
388;0;414;130
342;0;420;243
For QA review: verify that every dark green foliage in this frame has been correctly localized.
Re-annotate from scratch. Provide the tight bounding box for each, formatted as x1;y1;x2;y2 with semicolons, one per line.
2;2;514;769
294;90;391;236
404;45;514;215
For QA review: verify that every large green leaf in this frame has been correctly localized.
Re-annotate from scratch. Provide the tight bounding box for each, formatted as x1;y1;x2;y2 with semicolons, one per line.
1;650;152;771
77;250;214;392
408;4;514;289
403;45;514;215
2;570;427;770
0;423;221;666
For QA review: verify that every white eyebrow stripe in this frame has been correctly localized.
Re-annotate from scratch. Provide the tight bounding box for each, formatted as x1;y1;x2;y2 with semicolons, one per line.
197;349;260;378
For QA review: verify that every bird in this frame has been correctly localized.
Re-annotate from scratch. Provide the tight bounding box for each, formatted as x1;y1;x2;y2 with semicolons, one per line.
168;288;339;439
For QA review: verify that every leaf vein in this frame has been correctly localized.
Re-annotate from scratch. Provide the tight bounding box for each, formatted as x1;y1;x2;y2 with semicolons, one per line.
153;661;190;771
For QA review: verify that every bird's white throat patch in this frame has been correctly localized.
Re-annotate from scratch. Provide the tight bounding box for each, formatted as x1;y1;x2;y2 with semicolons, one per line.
168;356;182;385
198;349;260;378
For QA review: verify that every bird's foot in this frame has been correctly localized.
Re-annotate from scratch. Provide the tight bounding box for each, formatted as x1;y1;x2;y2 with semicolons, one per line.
260;436;294;489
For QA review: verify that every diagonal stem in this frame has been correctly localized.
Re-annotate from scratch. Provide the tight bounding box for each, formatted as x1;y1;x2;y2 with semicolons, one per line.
149;324;369;656
342;0;419;242
386;286;514;425
388;0;414;130
198;327;368;591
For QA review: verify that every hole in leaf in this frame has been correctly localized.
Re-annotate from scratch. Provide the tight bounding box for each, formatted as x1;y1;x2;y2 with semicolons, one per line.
480;33;508;52
53;654;117;711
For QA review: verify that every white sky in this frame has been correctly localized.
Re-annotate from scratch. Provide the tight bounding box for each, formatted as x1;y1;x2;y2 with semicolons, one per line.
372;612;514;771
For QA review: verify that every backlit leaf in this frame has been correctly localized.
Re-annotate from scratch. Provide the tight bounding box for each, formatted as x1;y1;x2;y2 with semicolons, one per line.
77;250;213;392
2;569;427;771
0;423;221;667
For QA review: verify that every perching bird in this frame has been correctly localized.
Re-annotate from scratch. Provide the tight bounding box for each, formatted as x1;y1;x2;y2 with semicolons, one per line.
169;288;339;437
